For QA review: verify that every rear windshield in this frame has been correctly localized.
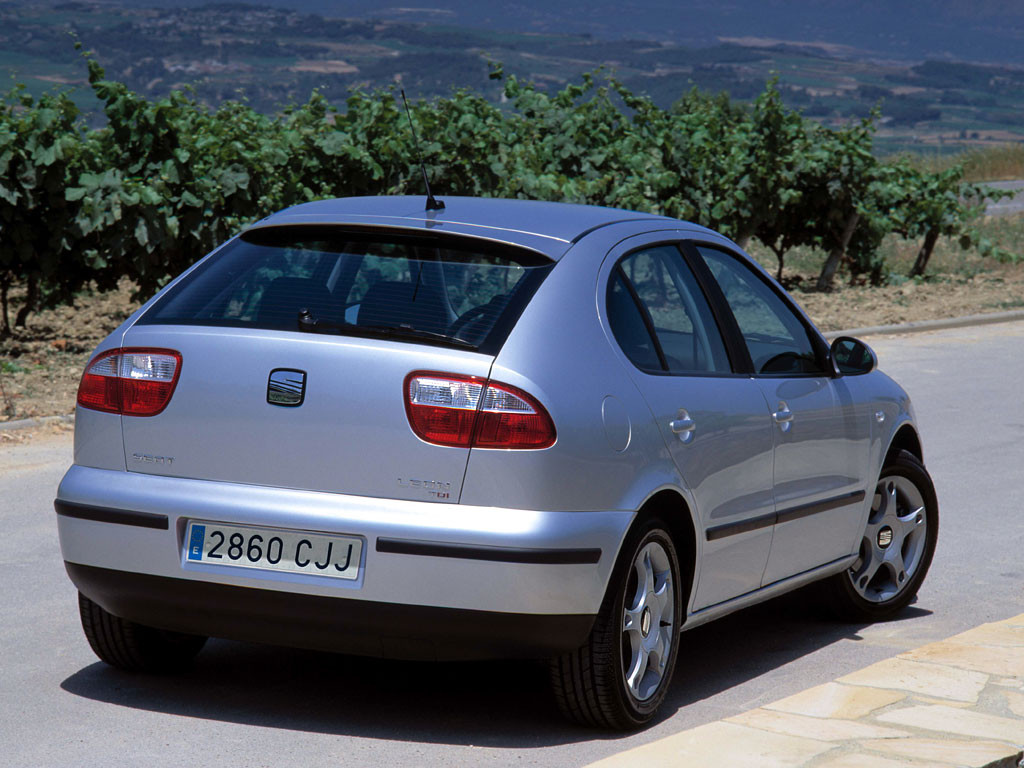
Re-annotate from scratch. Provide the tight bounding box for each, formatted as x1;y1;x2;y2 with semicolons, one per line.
137;226;554;353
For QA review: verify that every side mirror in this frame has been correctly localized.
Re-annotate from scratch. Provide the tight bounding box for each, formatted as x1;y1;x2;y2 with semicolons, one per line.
830;336;877;376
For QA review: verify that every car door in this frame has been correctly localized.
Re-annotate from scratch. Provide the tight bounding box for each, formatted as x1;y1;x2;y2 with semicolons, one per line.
689;243;872;585
603;238;776;610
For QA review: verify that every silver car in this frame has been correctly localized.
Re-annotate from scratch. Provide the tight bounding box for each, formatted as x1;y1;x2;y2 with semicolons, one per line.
56;196;938;729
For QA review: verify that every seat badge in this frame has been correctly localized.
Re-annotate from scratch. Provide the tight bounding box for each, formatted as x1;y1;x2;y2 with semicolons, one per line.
267;369;306;407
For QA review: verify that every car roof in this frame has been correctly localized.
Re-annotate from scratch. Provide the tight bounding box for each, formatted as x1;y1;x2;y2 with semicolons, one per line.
248;196;714;259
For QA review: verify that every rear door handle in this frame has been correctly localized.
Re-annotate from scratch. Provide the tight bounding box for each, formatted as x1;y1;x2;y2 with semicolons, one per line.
669;409;696;443
773;402;794;431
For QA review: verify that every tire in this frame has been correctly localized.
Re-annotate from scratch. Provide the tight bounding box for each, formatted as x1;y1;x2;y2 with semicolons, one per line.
825;450;939;622
550;517;683;730
78;592;207;673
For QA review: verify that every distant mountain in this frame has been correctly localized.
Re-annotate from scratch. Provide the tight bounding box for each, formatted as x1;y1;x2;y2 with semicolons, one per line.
5;0;1022;153
141;0;1024;65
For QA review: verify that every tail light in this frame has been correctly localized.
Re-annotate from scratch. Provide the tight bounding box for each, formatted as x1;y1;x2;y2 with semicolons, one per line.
77;348;182;417
404;371;556;449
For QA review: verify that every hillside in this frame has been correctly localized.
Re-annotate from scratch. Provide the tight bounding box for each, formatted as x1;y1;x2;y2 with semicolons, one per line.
136;0;1024;66
2;1;1023;153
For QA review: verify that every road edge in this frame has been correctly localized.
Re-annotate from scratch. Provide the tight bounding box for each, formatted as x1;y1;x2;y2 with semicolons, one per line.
0;413;75;433
822;309;1024;340
584;613;1024;768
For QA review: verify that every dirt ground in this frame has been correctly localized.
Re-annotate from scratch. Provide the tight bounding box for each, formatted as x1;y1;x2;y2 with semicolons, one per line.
3;261;1024;424
0;418;73;446
0;279;141;423
792;264;1024;330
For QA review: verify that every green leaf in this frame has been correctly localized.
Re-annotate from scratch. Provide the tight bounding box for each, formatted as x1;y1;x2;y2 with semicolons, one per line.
318;132;350;157
218;167;249;195
162;160;180;184
135;218;149;247
32;143;57;167
179;190;203;208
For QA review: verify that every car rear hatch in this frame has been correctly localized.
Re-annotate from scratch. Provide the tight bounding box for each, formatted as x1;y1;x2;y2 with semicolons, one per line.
113;225;553;502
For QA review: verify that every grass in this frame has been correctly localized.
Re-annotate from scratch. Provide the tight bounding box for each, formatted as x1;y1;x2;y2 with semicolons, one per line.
746;212;1024;288
875;215;1024;277
961;145;1024;181
906;143;1024;181
985;298;1024;310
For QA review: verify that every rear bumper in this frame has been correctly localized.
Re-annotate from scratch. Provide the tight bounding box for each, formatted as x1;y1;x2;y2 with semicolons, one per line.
57;464;632;658
67;563;595;660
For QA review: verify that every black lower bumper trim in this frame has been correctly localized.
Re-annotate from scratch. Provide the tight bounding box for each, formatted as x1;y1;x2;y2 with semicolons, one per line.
55;500;168;530
65;563;595;661
376;537;601;564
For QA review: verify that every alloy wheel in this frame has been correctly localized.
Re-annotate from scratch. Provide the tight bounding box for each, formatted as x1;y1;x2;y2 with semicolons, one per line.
621;541;676;701
848;475;928;603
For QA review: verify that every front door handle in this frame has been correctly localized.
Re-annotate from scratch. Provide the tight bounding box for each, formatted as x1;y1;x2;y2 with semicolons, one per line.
773;401;794;432
670;409;696;444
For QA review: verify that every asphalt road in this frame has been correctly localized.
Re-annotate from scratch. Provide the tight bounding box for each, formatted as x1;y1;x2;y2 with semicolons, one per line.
985;180;1024;217
3;321;1024;767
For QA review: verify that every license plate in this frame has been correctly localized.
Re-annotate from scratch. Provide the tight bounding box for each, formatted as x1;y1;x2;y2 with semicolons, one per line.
185;521;362;580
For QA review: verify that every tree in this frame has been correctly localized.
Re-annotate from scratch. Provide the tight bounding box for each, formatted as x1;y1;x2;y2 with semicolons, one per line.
804;117;880;291
4;57;1019;325
0;84;89;336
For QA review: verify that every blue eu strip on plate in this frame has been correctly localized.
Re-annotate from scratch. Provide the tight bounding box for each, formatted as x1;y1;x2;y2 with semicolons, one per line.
187;524;206;561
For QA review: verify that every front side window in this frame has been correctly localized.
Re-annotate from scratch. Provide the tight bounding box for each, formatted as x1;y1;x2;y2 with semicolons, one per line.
696;246;823;375
607;245;731;374
138;227;551;352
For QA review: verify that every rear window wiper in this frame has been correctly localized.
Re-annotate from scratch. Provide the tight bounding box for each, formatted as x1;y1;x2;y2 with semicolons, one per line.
297;309;476;350
362;324;478;350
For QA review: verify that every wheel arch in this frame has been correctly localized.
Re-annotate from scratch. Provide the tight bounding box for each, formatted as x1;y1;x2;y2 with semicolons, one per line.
884;422;923;466
630;487;698;616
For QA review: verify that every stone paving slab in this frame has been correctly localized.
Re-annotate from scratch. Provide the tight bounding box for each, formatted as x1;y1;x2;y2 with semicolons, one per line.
1006;692;1024;719
764;683;906;721
902;642;1024;678
838;657;989;703
585;614;1024;768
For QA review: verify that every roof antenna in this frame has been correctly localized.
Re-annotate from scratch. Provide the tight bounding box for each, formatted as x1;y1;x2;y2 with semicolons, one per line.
400;88;444;212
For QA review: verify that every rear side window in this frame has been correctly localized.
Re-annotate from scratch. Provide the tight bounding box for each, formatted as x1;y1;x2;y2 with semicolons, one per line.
138;227;553;353
607;245;731;374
